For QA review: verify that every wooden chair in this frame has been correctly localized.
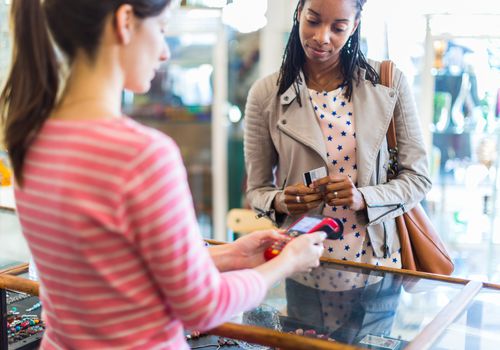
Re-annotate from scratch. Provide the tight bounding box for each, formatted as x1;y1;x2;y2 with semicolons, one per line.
226;208;275;235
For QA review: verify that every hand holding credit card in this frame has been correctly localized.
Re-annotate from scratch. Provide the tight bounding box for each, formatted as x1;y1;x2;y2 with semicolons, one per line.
303;166;327;187
308;174;367;211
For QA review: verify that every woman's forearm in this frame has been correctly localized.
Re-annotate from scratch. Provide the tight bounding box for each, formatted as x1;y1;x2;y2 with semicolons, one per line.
253;254;295;289
209;244;239;272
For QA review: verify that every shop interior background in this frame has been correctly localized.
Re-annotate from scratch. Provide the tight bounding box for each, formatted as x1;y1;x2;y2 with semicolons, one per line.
1;0;500;283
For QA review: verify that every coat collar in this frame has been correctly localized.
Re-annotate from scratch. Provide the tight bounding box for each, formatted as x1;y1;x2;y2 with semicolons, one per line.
280;70;305;106
277;66;397;185
278;70;329;166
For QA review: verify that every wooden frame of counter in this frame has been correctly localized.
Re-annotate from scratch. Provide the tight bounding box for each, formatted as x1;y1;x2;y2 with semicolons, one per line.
207;239;500;288
0;205;15;213
0;262;28;275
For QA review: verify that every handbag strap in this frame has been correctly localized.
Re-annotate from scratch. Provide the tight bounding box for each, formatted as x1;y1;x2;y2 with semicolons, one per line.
380;60;396;150
380;60;399;179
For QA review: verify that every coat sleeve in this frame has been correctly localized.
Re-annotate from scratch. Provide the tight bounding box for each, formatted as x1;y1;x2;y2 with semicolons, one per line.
243;76;284;224
357;69;432;226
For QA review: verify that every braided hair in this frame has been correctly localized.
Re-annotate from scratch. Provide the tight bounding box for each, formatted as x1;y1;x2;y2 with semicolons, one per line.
276;0;379;105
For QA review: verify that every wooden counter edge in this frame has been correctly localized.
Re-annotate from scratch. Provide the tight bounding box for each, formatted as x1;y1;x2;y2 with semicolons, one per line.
0;205;15;213
206;239;500;289
210;322;361;350
0;263;28;276
0;274;39;296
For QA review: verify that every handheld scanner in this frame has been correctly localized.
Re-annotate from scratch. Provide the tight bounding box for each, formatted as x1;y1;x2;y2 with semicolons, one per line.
264;215;344;260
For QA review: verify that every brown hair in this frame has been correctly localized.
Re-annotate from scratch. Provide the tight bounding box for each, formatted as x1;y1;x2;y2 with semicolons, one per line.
0;0;171;185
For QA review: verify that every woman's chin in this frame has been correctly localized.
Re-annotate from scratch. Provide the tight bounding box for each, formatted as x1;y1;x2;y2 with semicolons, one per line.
126;82;151;95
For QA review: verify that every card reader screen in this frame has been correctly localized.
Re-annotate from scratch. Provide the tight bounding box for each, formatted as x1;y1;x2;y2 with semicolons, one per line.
289;216;322;233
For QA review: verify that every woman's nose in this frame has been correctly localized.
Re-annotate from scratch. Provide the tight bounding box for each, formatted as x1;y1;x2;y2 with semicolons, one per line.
313;26;330;45
160;42;170;62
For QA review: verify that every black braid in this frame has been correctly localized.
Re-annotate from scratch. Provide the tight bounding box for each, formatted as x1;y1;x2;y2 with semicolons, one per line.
277;0;379;104
277;1;305;106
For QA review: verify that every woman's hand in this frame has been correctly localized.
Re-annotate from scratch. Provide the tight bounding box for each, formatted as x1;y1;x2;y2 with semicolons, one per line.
313;175;366;211
230;229;286;269
253;231;326;288
279;232;326;273
274;183;323;215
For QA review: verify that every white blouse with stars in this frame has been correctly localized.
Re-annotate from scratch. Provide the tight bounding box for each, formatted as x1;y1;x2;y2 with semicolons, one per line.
295;87;402;292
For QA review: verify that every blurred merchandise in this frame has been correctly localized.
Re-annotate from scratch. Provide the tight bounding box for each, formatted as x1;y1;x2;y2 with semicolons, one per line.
122;8;228;240
0;150;12;187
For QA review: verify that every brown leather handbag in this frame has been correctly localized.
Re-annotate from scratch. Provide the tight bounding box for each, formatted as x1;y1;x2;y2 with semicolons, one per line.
380;60;454;275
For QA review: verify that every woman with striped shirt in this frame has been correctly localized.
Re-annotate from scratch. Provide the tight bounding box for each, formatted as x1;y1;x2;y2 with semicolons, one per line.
0;1;326;349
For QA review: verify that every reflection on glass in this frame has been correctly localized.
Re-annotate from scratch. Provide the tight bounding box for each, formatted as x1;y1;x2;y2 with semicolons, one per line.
237;262;464;348
433;289;500;350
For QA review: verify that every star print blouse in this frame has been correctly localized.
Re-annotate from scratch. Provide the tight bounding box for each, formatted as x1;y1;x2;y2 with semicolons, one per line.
298;87;402;292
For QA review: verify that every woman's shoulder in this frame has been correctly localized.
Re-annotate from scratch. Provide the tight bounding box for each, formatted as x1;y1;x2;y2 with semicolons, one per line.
117;117;180;157
365;58;404;80
248;71;280;101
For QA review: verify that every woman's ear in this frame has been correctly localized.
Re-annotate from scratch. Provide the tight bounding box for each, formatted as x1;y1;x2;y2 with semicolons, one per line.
350;18;360;36
114;4;135;45
296;10;301;23
296;2;304;22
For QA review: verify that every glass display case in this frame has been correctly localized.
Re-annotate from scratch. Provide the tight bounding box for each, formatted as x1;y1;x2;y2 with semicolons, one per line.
122;7;229;240
4;254;500;350
434;288;500;350
1;269;43;350
223;259;492;350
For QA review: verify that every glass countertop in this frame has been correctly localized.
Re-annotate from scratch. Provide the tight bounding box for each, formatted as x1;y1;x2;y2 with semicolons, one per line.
432;288;500;350
234;261;465;349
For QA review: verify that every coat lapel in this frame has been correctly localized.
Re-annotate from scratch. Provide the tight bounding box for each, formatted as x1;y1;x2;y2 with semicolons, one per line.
353;77;398;187
275;69;398;180
277;72;328;166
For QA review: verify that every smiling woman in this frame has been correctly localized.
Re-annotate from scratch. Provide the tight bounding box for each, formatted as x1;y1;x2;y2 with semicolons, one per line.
243;0;431;324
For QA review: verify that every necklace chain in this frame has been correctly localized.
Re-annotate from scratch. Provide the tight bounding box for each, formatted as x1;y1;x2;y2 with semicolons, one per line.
306;75;344;93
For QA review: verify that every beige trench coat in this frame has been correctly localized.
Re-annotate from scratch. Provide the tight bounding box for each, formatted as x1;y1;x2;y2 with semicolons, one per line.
243;60;432;258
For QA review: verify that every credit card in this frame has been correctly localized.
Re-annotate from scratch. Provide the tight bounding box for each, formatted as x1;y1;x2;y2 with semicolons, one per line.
303;166;327;187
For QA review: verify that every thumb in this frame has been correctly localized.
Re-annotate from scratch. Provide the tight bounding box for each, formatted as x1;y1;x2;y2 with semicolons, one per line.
257;229;285;242
309;231;327;244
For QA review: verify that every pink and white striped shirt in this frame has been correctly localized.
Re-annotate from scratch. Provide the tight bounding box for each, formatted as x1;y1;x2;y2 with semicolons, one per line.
15;117;266;349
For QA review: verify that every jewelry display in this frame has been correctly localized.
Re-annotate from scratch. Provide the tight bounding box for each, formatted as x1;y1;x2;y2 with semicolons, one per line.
6;291;30;304
235;304;281;350
186;331;238;349
4;290;45;347
286;328;336;342
6;309;45;345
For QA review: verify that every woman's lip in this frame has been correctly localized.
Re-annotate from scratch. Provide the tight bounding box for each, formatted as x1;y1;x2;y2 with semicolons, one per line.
308;45;329;55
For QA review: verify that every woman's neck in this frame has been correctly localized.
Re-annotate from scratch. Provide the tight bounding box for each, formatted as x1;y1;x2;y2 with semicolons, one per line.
304;60;344;92
53;53;124;120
